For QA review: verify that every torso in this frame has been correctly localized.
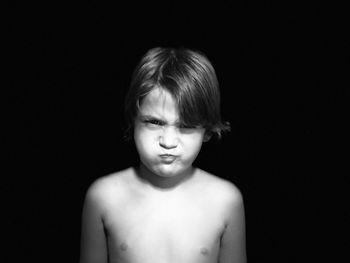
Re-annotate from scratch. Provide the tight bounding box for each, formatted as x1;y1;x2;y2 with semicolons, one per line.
101;168;230;263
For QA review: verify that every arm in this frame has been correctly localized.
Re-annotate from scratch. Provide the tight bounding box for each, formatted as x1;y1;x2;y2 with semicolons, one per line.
219;189;247;263
79;181;108;263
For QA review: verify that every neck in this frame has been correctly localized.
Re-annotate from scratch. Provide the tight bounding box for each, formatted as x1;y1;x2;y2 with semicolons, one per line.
136;163;195;191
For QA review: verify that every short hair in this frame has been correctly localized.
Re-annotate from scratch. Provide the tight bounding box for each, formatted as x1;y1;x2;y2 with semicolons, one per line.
124;47;230;140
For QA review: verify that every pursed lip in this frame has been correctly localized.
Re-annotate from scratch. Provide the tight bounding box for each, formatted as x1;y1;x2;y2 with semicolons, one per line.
159;154;178;163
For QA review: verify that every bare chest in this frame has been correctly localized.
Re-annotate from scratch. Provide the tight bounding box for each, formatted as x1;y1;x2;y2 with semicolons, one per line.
103;195;226;263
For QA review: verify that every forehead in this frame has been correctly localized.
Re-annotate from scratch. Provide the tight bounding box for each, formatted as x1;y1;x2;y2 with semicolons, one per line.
139;88;179;120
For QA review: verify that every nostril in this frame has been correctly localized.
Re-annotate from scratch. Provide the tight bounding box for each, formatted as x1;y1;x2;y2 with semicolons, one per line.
159;136;178;149
159;127;178;149
159;140;177;149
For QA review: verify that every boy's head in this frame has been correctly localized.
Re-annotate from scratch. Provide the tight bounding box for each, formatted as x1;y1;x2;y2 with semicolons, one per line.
124;47;230;140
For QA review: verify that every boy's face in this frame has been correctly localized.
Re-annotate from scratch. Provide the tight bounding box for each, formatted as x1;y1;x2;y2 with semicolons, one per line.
134;87;206;178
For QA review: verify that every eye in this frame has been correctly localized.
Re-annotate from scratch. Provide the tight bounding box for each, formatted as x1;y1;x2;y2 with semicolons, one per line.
178;124;199;134
143;119;164;126
179;123;197;129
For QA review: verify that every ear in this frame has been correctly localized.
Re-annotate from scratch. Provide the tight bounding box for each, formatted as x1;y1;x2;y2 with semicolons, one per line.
203;132;212;142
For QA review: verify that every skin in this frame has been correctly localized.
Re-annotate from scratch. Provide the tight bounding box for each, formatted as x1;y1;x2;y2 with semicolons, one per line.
80;88;246;263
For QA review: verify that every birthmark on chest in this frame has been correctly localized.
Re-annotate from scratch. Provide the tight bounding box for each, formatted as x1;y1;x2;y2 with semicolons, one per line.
200;247;209;255
120;243;128;251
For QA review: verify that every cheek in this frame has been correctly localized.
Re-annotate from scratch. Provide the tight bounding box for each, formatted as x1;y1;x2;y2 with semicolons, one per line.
182;135;204;155
134;128;156;154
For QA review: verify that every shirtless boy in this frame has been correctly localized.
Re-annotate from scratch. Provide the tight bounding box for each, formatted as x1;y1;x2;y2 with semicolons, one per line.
79;47;246;263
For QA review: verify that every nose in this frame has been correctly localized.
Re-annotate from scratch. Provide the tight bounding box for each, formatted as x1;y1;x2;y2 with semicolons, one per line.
159;126;178;149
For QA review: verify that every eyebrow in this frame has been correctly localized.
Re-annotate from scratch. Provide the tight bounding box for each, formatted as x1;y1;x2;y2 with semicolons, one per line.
139;114;180;125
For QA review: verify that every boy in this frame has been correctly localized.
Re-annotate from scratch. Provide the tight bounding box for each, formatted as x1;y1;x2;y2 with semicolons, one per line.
80;47;246;263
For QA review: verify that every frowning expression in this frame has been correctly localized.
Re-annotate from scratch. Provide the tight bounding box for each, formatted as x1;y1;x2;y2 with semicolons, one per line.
134;87;206;178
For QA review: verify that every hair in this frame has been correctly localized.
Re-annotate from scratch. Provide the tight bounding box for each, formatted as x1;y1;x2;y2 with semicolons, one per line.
124;47;230;140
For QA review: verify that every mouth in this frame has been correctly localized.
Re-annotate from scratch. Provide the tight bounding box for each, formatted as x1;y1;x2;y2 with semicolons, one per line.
159;154;178;163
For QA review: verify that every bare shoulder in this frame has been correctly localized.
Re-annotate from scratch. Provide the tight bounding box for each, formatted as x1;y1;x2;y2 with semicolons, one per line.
195;168;245;229
195;168;244;206
84;167;134;207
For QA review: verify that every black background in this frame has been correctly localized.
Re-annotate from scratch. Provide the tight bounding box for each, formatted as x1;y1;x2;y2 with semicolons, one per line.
6;1;349;263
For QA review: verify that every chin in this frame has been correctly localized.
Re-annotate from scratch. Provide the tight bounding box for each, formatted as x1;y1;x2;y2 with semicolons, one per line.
154;164;191;178
153;167;179;178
